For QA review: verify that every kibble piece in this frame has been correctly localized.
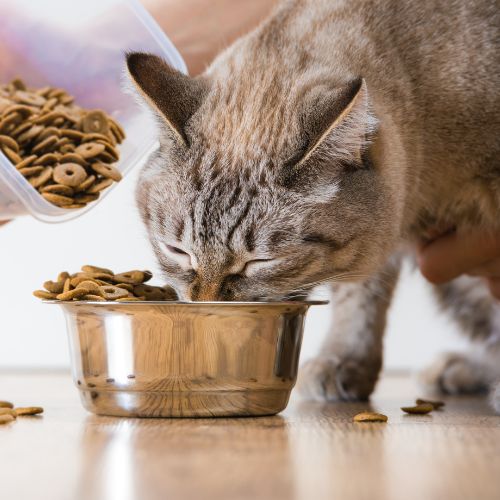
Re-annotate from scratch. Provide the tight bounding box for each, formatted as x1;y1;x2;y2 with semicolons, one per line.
31;135;58;154
57;288;90;301
40;184;74;196
401;403;434;415
109;118;126;141
0;134;19;151
98;285;129;301
416;398;445;410
63;278;72;293
15;90;45;107
82;294;106;301
43;280;65;294
86;178;113;194
353;412;388;423
76;280;101;294
59;152;88;166
81;265;113;275
74;193;99;204
35;154;58;167
162;286;179;300
33;290;58;300
41;192;75;207
18;166;44;177
17;124;44;144
53;162;87;187
0;408;17;418
116;283;134;292
15;154;38;170
2;146;22;164
15;406;44;416
82;110;110;135
0;401;14;409
90;162;122;182
58;272;70;282
134;284;166;301
0;414;15;425
113;271;149;285
29;167;53;189
75;142;105;159
74;174;96;193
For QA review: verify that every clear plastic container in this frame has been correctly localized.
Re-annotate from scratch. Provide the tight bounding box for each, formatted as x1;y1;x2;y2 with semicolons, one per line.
0;0;186;222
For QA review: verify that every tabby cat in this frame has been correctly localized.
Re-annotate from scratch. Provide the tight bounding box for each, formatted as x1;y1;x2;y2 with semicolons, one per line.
127;0;500;411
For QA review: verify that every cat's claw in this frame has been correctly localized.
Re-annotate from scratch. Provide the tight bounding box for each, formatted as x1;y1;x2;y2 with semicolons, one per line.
419;352;489;395
297;356;379;402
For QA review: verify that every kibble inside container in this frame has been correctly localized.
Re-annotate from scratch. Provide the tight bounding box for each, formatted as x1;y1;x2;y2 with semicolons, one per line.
0;0;186;222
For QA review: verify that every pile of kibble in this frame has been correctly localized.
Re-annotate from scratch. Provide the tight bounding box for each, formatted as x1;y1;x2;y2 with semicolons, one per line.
0;78;125;209
33;265;178;302
0;400;43;426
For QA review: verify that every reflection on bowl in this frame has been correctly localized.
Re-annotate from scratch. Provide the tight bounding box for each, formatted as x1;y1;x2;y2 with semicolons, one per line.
51;300;327;417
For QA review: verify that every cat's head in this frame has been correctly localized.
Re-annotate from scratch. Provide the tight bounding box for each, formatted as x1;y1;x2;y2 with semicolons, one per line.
127;52;394;301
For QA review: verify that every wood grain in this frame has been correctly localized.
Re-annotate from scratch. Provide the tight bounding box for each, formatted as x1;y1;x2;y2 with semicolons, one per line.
0;372;499;500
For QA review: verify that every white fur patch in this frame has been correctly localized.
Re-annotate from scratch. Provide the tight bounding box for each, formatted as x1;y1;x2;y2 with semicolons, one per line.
307;181;340;203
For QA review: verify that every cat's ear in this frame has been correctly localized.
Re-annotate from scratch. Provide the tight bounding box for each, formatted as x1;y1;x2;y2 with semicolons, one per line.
297;78;376;168
126;52;206;147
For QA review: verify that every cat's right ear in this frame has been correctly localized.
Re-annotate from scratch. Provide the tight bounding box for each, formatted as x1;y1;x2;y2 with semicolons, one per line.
126;52;206;147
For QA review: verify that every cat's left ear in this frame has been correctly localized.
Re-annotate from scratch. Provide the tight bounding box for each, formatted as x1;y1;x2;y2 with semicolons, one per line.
296;78;376;169
126;52;206;147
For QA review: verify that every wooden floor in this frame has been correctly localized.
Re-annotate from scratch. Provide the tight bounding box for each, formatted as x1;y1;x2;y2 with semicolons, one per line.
0;372;499;500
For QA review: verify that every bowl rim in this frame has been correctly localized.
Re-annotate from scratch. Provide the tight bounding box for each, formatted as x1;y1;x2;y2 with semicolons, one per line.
43;299;329;307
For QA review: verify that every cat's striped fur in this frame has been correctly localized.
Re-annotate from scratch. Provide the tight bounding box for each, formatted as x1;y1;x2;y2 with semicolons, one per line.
128;0;500;411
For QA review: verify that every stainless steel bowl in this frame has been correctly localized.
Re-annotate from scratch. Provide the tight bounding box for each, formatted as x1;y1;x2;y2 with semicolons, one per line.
50;301;327;418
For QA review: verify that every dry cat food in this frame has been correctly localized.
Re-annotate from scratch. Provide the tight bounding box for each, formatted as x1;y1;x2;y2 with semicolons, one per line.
353;411;388;423
401;403;434;415
0;78;125;209
416;398;445;410
0;400;43;426
33;265;178;302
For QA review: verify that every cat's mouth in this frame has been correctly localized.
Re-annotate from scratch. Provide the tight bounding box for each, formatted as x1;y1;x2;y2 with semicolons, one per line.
248;292;311;303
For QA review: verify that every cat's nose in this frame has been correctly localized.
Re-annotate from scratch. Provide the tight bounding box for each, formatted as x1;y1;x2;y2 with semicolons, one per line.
187;279;221;301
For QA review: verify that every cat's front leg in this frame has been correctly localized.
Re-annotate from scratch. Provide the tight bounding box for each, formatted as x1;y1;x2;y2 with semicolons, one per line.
297;255;401;401
492;382;500;413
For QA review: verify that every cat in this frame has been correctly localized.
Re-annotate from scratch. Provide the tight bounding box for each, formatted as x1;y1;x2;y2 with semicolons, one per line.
127;0;500;412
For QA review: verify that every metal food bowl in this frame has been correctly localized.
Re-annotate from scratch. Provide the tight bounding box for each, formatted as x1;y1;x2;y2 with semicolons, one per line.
49;300;327;418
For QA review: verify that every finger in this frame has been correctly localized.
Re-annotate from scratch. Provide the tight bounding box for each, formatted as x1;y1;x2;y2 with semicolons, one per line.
417;225;456;251
467;257;500;278
417;230;500;284
487;278;500;301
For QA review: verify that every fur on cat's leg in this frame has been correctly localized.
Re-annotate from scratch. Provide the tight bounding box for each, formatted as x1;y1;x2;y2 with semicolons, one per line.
491;381;500;413
297;254;402;402
421;276;500;410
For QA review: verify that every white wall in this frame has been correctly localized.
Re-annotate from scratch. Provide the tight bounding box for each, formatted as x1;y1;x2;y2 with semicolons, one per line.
0;166;467;371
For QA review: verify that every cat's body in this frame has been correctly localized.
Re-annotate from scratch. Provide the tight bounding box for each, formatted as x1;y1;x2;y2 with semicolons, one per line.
128;0;500;411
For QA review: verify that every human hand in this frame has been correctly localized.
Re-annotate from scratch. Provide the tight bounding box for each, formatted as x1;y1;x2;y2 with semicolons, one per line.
141;0;279;75
417;228;500;300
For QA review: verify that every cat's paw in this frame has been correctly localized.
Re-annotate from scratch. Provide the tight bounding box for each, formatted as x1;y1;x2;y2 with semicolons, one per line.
491;382;500;414
420;352;489;395
297;356;380;402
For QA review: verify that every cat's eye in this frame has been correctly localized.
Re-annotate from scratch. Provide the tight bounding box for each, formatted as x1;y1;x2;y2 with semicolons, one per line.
243;258;276;276
163;243;193;270
166;244;188;256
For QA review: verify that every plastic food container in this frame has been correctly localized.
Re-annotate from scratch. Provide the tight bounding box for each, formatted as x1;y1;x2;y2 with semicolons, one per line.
0;0;186;222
